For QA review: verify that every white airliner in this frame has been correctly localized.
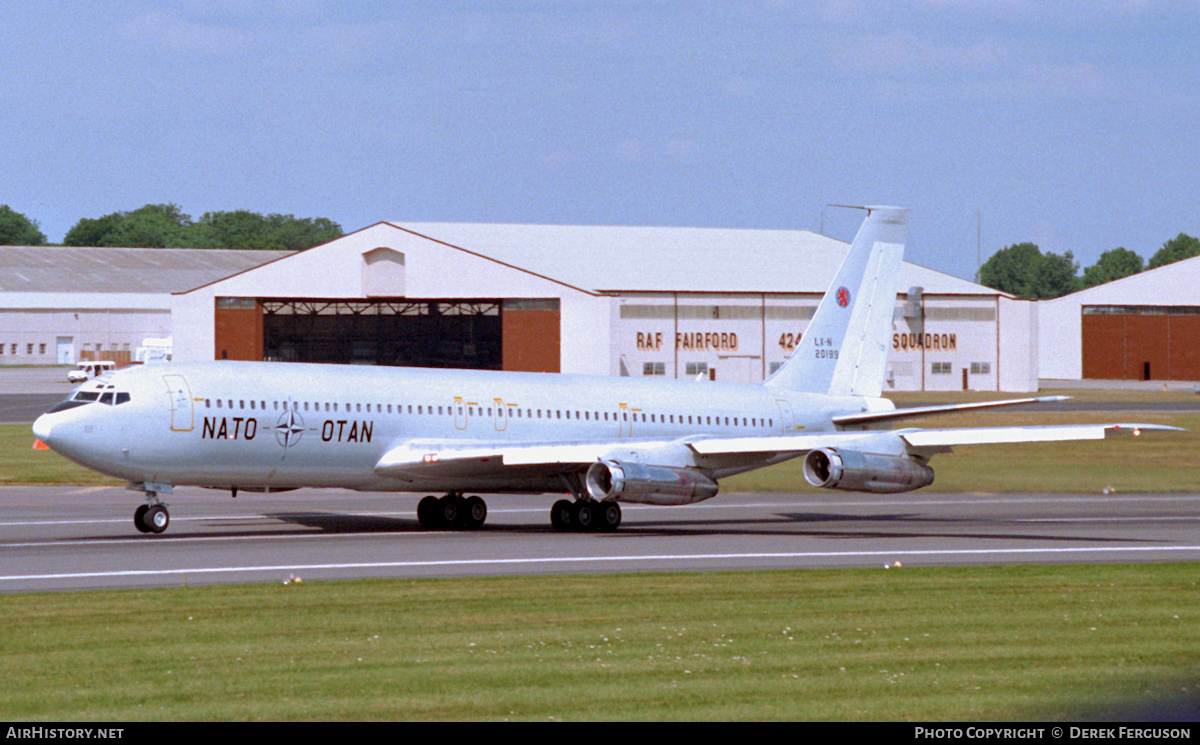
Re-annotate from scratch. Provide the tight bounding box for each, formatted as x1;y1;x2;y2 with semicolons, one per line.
32;207;1177;535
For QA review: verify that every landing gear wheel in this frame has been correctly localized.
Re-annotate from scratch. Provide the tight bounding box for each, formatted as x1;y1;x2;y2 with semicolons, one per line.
437;495;463;529
551;500;574;532
598;501;622;532
573;502;595;532
417;496;439;529
142;504;169;534
133;504;151;534
463;496;487;530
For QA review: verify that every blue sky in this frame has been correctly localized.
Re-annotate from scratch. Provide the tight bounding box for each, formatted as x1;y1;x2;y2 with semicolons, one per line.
3;1;1198;281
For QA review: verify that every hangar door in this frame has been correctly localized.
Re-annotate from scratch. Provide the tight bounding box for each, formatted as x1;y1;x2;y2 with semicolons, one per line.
1082;306;1200;380
216;297;559;372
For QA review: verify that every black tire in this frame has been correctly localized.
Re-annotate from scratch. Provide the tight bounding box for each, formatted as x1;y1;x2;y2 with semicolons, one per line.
438;495;462;529
134;504;151;534
573;502;595;531
463;496;487;529
417;496;439;529
144;505;169;534
550;500;574;532
598;501;622;532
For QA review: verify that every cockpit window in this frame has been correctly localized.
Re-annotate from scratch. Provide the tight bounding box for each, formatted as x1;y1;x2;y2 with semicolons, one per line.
49;383;131;412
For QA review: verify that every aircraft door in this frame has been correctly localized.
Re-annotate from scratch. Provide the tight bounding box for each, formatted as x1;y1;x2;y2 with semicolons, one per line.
454;397;467;430
775;399;797;433
163;374;194;432
617;403;632;438
493;399;508;431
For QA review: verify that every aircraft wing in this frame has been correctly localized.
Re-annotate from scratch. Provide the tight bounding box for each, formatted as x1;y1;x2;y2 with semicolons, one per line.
375;423;1181;482
895;423;1180;451
686;423;1181;456
373;438;693;479
831;395;1071;427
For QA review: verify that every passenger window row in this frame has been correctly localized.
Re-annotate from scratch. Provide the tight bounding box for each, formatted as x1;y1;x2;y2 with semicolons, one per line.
199;397;772;429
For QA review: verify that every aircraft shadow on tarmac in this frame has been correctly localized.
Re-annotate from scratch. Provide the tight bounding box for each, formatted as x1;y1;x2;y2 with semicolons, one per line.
61;508;1158;543
616;510;1156;544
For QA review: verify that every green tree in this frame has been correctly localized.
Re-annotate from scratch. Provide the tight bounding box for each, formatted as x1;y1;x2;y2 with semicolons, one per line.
1147;233;1200;270
977;242;1080;299
64;205;342;250
63;203;193;247
0;205;48;245
63;214;122;246
106;204;195;247
194;211;342;250
264;214;342;251
1081;247;1144;288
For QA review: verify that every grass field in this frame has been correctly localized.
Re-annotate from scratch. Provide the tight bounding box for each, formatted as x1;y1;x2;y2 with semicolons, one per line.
1;424;122;486
1;565;1197;721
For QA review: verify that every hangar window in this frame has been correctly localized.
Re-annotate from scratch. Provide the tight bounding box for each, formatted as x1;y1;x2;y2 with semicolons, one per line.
643;362;666;376
970;362;991;375
931;362;953;375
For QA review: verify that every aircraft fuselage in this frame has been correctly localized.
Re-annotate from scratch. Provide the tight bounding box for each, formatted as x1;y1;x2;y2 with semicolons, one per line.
35;360;882;495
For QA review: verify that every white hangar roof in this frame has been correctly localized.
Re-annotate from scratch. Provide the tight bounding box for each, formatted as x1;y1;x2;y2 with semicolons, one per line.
0;246;292;295
1044;253;1200;306
389;222;995;296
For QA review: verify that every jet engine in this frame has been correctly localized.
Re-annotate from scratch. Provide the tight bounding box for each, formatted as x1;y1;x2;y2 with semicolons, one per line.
802;447;934;493
585;460;720;505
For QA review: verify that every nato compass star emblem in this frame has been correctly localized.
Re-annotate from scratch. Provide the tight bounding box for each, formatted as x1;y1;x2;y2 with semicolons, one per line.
274;404;308;451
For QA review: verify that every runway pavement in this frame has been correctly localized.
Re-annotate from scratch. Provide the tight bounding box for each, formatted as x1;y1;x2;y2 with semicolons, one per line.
2;486;1198;593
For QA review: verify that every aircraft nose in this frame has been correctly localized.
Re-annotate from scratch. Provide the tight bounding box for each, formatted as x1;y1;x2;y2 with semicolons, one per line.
32;413;54;446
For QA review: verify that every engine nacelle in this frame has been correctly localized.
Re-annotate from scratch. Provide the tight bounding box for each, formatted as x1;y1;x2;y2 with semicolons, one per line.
802;447;934;494
585;460;719;506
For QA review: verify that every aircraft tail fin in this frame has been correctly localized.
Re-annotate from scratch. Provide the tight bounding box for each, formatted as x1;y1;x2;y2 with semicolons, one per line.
763;206;907;397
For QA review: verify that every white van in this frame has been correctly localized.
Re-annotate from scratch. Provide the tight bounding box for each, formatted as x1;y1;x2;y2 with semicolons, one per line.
67;361;116;383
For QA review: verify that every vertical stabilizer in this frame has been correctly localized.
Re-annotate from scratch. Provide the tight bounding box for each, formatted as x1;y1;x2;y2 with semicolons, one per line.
763;207;907;396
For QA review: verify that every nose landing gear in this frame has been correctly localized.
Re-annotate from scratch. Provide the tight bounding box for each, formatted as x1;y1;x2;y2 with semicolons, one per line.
131;483;172;534
133;501;170;534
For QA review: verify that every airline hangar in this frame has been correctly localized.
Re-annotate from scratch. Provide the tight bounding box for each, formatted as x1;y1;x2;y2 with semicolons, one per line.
173;221;1039;392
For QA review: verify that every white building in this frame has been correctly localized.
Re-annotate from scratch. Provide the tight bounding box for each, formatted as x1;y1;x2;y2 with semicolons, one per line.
1039;255;1200;382
0;247;288;366
173;221;1040;392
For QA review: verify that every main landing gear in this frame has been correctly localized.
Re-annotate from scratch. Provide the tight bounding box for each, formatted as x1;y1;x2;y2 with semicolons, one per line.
417;493;487;530
551;499;621;533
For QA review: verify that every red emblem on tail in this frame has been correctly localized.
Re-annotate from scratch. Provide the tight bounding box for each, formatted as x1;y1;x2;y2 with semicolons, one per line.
836;287;851;307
